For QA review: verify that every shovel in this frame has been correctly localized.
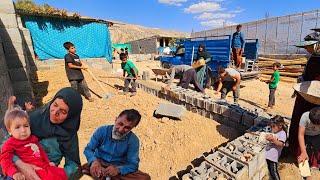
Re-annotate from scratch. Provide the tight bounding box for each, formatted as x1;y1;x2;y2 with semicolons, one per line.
84;68;113;99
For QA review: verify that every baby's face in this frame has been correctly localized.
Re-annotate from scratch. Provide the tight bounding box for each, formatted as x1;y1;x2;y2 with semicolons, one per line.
9;117;31;140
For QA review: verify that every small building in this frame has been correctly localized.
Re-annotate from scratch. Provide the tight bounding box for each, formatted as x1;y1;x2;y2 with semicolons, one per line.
129;35;182;54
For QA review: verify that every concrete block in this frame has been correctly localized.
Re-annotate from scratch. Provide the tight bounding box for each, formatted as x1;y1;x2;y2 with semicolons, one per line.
154;103;186;119
2;41;25;56
196;98;205;108
189;161;231;179
12;81;33;96
242;111;258;127
142;71;150;80
230;108;244;124
8;68;29;82
218;143;258;178
205;151;248;180
0;0;16;14
186;94;193;104
0;13;18;28
0;28;23;43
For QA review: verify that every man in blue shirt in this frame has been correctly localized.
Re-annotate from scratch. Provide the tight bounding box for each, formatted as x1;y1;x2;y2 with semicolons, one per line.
231;24;245;68
83;109;150;180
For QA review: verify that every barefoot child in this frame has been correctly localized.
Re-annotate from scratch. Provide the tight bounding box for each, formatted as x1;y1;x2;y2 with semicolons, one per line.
265;115;287;180
0;108;67;180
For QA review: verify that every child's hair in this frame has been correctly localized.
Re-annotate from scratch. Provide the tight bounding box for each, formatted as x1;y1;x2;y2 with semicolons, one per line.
236;24;242;29
270;115;287;133
63;42;74;50
4;108;29;131
118;109;141;126
273;62;281;68
309;107;320;125
120;53;127;60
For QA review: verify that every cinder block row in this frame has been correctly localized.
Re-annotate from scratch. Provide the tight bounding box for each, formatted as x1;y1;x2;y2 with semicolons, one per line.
186;161;233;180
205;151;248;180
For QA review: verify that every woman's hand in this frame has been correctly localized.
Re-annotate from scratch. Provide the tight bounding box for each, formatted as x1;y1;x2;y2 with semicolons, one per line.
13;172;25;180
15;160;41;180
298;151;309;163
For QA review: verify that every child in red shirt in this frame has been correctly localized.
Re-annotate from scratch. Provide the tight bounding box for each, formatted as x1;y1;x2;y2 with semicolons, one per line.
0;108;67;180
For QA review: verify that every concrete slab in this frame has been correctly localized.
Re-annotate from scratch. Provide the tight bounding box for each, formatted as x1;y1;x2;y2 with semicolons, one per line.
154;102;186;120
0;13;18;28
0;0;16;14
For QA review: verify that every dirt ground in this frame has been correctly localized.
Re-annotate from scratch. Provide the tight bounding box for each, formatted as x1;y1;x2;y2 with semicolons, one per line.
32;59;319;179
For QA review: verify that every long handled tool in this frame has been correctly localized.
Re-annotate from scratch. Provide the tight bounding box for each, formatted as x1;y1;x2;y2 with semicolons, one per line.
84;69;113;99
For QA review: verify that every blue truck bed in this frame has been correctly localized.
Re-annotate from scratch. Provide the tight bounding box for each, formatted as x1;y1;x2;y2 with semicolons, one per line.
160;36;259;75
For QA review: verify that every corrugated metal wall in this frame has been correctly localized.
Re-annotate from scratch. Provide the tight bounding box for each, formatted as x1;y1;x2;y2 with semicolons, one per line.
192;10;320;55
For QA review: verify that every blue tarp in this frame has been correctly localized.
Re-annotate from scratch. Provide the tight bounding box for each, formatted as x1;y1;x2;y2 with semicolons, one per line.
22;16;112;61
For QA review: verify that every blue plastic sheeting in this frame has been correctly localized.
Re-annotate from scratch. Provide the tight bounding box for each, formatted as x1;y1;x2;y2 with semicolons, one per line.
22;16;112;61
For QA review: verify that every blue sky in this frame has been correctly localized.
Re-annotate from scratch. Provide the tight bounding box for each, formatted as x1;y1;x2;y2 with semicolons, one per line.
32;0;319;32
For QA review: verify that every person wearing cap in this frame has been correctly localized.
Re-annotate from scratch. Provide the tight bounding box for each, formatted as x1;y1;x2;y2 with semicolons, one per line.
289;30;320;167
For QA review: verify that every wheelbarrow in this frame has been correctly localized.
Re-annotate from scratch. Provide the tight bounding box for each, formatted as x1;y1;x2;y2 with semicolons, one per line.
151;68;170;82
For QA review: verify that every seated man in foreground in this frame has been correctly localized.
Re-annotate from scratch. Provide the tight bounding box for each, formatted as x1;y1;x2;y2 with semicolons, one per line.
83;109;150;180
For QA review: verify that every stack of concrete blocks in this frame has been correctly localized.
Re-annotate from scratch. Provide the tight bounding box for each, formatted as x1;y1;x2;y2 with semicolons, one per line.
0;0;34;105
205;151;248;179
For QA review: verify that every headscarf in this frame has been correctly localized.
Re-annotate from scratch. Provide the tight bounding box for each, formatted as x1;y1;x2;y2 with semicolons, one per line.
196;44;211;60
29;87;83;164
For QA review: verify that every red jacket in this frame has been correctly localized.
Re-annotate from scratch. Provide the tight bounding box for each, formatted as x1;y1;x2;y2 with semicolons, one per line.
0;135;51;177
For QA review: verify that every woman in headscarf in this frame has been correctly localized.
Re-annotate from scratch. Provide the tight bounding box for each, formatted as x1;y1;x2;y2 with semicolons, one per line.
1;87;83;180
289;31;320;167
194;44;212;88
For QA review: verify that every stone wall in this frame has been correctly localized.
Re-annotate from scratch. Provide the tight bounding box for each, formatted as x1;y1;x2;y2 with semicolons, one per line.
0;0;35;122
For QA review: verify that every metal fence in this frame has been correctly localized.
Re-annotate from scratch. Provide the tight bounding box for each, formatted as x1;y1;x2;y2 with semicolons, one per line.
191;9;320;55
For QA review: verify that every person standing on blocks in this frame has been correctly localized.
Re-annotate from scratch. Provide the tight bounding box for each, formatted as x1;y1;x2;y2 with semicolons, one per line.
63;42;94;102
215;67;241;104
83;109;151;180
231;24;245;69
